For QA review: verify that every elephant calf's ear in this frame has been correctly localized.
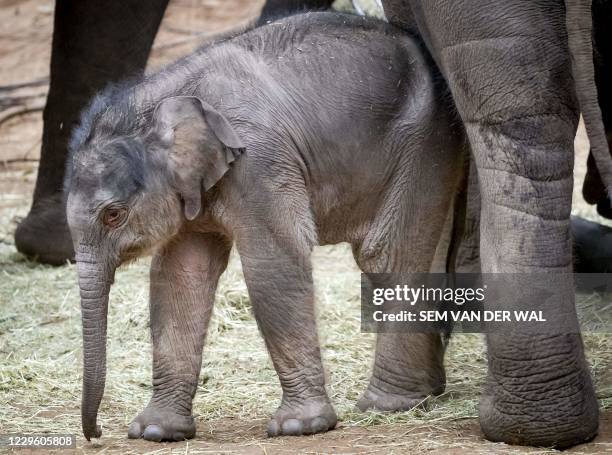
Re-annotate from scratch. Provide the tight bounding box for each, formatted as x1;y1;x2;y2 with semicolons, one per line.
152;96;245;220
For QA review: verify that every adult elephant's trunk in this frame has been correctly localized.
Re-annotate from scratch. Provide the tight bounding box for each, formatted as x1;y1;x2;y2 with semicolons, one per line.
76;248;115;441
566;0;612;194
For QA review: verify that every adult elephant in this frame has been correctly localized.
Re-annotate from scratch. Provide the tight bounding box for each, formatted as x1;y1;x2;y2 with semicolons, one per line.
14;0;332;265
373;0;609;448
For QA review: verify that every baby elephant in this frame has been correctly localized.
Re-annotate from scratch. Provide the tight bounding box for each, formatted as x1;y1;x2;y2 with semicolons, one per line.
66;12;463;442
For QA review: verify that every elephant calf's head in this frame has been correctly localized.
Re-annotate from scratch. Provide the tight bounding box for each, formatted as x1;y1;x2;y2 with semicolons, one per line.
65;91;244;440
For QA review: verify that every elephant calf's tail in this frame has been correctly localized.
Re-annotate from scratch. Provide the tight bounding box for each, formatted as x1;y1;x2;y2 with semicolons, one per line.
566;0;612;198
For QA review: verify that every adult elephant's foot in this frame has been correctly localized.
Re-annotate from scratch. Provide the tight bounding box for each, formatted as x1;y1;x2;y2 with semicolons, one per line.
15;194;74;265
128;406;196;442
267;396;337;437
479;333;599;449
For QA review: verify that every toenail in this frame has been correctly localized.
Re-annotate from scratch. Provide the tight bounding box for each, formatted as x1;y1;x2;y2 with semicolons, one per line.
267;419;280;437
309;417;329;434
127;421;143;439
281;418;303;435
143;424;164;442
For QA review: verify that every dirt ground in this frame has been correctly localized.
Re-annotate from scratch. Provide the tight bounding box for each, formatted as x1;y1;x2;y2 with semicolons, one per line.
0;0;611;454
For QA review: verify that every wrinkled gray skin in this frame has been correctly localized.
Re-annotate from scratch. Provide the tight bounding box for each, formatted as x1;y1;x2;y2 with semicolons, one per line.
381;0;603;449
66;13;464;443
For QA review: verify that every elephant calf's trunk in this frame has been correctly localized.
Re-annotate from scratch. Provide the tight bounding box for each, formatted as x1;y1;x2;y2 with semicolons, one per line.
76;255;114;440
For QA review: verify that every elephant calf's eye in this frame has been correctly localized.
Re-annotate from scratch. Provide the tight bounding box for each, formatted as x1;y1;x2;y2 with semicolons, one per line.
102;207;127;228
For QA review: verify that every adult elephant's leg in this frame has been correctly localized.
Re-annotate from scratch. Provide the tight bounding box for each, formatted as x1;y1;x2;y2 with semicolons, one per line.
582;0;612;217
409;0;598;447
257;0;334;24
457;169;612;275
15;0;168;265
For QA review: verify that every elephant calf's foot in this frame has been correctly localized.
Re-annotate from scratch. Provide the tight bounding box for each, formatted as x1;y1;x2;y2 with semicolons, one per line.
357;372;445;412
267;396;337;437
357;385;432;412
128;407;196;442
15;195;74;265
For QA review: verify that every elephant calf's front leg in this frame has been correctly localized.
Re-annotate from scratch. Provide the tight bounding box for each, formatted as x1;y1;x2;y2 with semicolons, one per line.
128;232;230;442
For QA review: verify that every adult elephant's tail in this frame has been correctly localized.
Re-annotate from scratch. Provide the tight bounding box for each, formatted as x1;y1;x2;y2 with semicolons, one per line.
566;0;612;197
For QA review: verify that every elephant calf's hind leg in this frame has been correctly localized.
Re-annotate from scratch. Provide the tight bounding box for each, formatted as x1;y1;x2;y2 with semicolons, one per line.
238;223;337;437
